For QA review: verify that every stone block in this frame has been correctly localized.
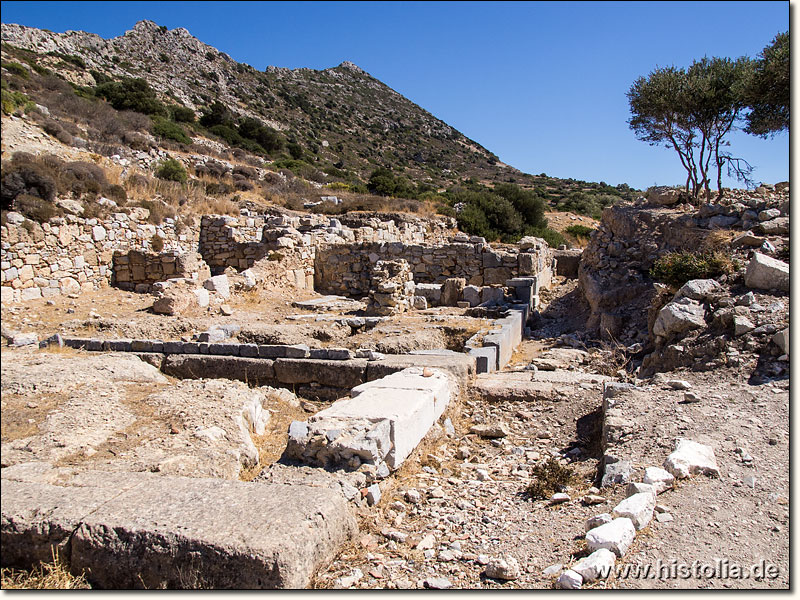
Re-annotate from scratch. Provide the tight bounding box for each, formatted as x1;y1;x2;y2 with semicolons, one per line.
585;518;636;557
162;355;275;386
612;492;655;530
366;353;475;383
274;358;367;389
351;367;453;420
65;475;356;589
466;346;497;374
208;343;241;356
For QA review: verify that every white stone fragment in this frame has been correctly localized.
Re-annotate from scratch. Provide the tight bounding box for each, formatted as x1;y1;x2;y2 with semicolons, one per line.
585;518;636;557
612;492;656;530
642;467;675;494
484;556;521;580
557;570;583;589
663;438;720;479
571;548;616;582
585;513;613;532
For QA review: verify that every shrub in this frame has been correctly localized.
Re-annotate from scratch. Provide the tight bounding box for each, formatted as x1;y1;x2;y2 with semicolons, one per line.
1;156;57;208
95;77;167;116
42;119;74;145
151;116;192;144
150;233;165;252
155;158;188;183
1;88;32;115
649;250;734;287
205;181;234;196
170;105;195;123
14;193;58;223
3;61;30;79
565;224;595;238
525;458;575;500
102;183;127;204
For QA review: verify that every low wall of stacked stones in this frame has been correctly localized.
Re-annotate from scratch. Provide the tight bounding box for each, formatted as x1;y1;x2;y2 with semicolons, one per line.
314;241;554;297
1;211;198;303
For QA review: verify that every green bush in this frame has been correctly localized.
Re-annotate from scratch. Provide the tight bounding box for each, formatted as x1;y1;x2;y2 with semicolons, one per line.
1;88;32;115
95;77;167;116
151;116;192;144
2;61;30;79
565;224;595;238
170;105;195;123
155;158;187;183
649;250;733;287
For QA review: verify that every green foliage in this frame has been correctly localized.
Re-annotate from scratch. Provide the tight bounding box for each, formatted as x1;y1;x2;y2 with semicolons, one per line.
151;116;192;145
287;141;304;160
1;88;32;115
649;250;733;287
238;117;283;154
628;54;754;200
154;158;188;183
95;77;167;116
743;31;789;137
526;459;575;500
2;61;30;79
564;224;595;238
170;105;195;123
554;191;618;219
208;123;244;146
90;69;112;85
46;52;85;69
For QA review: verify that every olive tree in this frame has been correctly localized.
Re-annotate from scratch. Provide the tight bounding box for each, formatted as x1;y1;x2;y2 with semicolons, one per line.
743;31;789;137
627;56;753;202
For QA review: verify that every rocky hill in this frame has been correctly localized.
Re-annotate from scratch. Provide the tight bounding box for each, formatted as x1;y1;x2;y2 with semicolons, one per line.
1;19;637;205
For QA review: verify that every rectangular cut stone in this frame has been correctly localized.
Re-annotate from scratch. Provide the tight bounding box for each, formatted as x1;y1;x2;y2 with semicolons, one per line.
58;474;356;589
350;367;453;420
162;355;275;386
366;353;476;383
274;358;367;389
466;346;497;374
1;480;123;568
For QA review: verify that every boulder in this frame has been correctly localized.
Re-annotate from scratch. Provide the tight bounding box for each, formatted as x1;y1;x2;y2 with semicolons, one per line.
440;278;465;306
484;556;522;580
647;186;683;206
642;467;675;494
744;253;789;292
557;570;583;589
675;279;721;302
772;328;789;355
652;297;707;339
153;287;194;316
203;274;230;299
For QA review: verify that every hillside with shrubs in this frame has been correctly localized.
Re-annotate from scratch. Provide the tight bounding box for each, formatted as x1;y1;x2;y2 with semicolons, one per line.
1;19;638;244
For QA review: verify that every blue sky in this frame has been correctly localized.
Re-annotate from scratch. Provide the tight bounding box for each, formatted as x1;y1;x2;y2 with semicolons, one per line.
1;1;790;190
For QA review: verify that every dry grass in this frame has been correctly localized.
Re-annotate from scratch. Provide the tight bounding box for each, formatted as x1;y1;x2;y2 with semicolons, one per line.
1;550;90;589
702;228;737;251
238;389;309;482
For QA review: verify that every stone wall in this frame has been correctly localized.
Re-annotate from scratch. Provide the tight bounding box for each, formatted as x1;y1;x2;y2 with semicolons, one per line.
314;239;554;297
112;250;210;291
1;209;197;303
